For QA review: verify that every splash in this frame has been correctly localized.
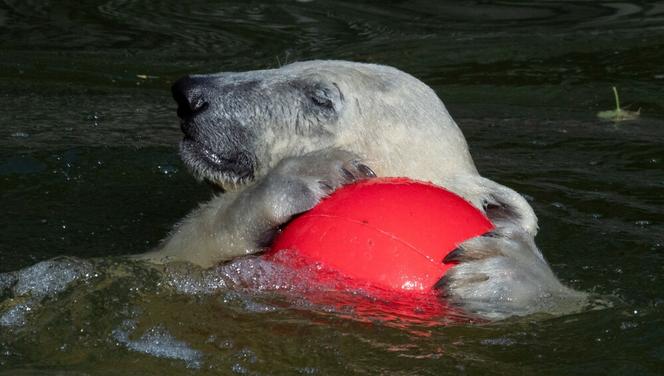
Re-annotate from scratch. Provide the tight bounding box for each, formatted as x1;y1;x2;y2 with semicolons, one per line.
112;319;203;368
162;251;467;326
0;257;94;327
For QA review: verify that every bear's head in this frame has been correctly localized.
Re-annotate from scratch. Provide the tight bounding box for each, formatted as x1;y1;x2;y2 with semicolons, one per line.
171;60;478;191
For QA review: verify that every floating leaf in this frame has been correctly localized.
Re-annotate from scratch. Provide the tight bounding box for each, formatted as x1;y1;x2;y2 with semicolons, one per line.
597;86;640;121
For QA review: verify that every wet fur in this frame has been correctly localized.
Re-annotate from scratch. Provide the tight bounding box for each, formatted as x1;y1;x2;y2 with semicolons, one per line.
137;60;588;320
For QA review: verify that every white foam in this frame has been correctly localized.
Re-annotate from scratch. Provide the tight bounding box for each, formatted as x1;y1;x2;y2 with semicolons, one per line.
112;319;203;368
0;300;35;327
13;257;93;298
164;252;333;296
0;272;17;295
0;257;94;327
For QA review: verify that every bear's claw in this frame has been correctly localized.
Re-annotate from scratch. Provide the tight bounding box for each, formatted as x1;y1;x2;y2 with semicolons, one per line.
435;226;588;319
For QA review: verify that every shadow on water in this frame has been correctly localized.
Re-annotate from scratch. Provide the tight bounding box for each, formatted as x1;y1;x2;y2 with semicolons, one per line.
1;0;663;374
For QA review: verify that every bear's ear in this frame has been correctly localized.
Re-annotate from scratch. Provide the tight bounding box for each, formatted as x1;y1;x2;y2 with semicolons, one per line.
310;87;334;109
305;81;344;111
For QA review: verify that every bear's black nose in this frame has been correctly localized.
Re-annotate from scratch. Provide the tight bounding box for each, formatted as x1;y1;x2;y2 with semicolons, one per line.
171;76;210;119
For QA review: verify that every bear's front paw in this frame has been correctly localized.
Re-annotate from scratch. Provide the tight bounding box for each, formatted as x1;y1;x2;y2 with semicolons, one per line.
436;226;586;319
258;148;375;225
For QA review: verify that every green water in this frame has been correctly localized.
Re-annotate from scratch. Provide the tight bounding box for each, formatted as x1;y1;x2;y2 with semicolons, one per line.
1;1;663;374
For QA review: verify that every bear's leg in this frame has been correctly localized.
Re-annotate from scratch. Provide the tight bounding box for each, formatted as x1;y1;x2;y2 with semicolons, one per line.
139;148;374;267
436;225;588;319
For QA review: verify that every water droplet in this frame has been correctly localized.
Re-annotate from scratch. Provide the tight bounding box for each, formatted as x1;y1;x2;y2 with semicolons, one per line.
620;321;638;330
157;164;178;176
86;112;103;127
551;202;566;209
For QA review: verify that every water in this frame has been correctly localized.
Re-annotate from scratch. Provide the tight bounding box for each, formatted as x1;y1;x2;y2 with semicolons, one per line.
1;0;663;374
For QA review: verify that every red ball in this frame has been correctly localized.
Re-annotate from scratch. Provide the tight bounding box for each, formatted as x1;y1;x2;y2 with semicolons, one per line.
267;178;494;292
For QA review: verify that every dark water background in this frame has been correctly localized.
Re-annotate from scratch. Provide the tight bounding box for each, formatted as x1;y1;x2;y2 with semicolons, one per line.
1;0;663;374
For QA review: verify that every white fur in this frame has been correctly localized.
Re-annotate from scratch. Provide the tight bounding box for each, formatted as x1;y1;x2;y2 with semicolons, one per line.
136;60;586;319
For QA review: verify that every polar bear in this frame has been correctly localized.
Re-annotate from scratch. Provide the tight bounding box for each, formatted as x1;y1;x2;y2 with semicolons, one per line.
137;60;587;319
